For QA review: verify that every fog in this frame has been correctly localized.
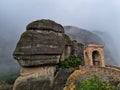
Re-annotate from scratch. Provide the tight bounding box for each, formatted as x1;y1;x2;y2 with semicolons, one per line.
0;0;120;73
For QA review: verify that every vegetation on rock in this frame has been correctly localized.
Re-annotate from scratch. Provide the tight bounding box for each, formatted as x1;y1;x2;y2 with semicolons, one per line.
64;70;86;90
77;74;115;90
64;70;117;90
58;55;83;68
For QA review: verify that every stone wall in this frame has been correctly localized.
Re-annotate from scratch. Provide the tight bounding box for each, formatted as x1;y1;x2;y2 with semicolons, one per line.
80;66;120;81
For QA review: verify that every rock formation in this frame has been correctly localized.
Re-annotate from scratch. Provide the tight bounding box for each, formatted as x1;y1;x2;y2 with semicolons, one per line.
13;19;65;66
13;19;64;90
13;19;83;90
13;19;120;90
61;34;84;61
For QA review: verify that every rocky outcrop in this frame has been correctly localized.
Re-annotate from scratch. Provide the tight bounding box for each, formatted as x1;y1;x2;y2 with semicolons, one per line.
13;19;65;67
13;19;82;90
13;19;66;90
61;34;84;61
13;66;56;90
26;20;64;33
64;67;120;90
13;67;75;90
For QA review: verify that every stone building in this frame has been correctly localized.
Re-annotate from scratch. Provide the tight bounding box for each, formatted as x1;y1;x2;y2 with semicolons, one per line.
84;44;105;67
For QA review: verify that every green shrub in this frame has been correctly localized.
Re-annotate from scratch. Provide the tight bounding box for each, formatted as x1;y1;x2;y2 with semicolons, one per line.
77;74;115;90
58;55;83;68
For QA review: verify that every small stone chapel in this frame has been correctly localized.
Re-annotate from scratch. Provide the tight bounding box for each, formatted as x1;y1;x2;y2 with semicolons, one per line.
84;44;105;67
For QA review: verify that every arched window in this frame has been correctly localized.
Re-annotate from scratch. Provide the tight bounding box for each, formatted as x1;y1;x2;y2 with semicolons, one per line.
92;51;100;66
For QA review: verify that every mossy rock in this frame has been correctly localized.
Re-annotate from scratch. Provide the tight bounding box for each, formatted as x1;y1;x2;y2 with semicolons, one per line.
64;34;73;45
26;19;64;33
22;30;33;38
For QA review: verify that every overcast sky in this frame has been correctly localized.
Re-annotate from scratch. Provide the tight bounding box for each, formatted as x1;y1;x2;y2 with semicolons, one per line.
0;0;120;64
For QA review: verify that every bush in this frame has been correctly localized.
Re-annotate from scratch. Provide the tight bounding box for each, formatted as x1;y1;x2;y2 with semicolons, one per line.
58;55;83;68
77;74;115;90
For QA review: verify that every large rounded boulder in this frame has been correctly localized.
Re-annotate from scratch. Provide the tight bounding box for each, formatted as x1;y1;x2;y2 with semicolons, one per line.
13;19;65;67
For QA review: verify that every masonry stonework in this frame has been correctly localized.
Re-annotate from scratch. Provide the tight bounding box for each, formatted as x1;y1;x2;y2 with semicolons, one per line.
84;44;105;67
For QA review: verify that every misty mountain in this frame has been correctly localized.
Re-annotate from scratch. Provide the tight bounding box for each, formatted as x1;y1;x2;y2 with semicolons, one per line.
64;26;117;65
64;26;105;45
93;31;119;65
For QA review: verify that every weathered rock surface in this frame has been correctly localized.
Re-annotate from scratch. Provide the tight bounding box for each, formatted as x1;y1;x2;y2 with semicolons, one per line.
13;66;55;90
26;19;64;33
13;67;74;90
13;19;79;90
64;68;120;90
61;34;84;60
13;19;65;67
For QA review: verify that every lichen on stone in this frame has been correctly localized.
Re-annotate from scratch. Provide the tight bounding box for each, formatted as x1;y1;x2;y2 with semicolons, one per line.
64;34;73;45
13;19;65;67
26;19;64;33
21;30;33;38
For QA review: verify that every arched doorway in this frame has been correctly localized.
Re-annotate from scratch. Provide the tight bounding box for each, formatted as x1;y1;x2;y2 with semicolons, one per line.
84;44;105;67
92;51;101;66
